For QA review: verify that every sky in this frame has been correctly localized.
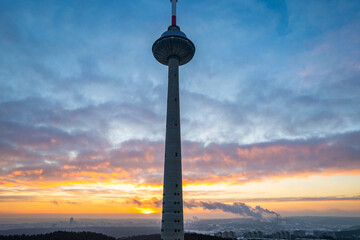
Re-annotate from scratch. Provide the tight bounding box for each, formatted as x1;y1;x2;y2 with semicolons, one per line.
0;0;360;219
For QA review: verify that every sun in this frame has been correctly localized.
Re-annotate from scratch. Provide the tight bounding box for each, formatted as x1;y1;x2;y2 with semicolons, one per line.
136;207;157;215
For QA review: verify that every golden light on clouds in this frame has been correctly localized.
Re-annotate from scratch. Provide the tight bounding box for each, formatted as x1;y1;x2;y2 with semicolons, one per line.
1;171;359;216
1;129;359;217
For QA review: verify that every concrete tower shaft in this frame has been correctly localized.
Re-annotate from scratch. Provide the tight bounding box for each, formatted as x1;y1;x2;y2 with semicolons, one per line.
161;56;183;240
152;1;195;240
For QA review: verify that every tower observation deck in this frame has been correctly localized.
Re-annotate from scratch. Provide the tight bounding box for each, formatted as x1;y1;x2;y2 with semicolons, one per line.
152;1;195;240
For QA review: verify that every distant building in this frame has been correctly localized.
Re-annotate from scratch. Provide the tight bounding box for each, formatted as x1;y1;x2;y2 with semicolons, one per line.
312;231;336;239
313;230;321;238
243;231;263;239
69;217;74;225
229;231;236;239
293;230;306;238
272;231;290;240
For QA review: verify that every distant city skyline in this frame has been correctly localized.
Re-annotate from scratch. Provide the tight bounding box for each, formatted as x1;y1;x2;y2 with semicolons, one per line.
0;0;360;218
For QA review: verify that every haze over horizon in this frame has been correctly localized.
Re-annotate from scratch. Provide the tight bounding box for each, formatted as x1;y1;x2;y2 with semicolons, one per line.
0;0;360;219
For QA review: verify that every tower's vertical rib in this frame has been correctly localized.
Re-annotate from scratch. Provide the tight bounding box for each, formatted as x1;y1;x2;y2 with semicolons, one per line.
161;56;184;240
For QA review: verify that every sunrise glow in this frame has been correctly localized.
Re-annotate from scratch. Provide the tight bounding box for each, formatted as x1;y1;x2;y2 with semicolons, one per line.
1;0;360;219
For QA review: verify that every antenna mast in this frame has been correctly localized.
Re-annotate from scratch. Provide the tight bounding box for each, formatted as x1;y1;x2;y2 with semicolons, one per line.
171;0;177;25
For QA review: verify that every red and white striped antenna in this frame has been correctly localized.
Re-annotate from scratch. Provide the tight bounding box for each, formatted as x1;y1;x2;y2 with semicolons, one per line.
171;0;178;25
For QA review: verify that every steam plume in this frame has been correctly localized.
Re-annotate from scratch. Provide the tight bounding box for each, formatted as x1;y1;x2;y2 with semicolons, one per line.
185;201;280;219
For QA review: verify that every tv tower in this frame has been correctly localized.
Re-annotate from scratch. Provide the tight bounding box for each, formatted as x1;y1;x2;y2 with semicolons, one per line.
152;1;195;240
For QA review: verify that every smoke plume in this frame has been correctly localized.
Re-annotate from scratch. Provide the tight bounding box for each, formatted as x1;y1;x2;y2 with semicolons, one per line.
185;201;280;220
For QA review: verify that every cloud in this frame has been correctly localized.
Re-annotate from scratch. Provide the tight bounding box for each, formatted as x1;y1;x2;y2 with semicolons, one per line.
1;95;359;188
49;200;80;205
182;131;360;183
1;0;359;147
0;0;360;216
185;201;280;220
128;197;162;209
224;195;360;203
127;197;281;219
0;195;39;202
1;116;359;186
